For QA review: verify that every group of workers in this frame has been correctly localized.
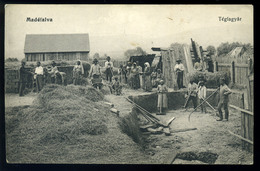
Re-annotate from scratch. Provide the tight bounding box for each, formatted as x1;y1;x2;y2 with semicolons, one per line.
18;60;85;96
117;61;154;92
183;75;232;121
18;55;232;121
19;61;58;96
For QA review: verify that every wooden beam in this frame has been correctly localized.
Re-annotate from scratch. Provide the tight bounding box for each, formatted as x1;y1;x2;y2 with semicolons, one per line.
166;117;176;126
171;127;197;133
229;104;253;116
228;130;253;145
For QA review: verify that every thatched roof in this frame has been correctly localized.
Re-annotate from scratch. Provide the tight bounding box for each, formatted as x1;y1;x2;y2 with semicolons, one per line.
24;34;90;53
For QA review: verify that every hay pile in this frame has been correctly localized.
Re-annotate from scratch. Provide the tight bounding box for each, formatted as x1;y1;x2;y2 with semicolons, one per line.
187;71;231;88
6;84;149;164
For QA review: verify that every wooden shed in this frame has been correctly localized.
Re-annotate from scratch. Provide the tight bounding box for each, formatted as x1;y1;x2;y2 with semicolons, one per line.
152;44;193;89
24;34;90;61
129;54;156;71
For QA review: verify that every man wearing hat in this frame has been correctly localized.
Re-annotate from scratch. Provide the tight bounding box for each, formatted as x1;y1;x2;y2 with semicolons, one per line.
217;78;232;121
104;56;113;82
174;58;185;89
89;58;102;89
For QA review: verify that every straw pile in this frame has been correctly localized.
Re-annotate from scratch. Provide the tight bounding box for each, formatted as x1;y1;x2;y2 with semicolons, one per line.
6;84;149;163
187;71;231;88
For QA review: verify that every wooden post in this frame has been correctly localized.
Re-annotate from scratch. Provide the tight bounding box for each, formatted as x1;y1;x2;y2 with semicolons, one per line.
215;61;218;72
231;61;235;83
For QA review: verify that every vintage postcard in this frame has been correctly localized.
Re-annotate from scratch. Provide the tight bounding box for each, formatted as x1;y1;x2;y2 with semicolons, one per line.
4;5;253;164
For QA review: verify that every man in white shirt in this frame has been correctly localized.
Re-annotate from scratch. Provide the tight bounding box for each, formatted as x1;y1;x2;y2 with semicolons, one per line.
35;61;44;92
104;56;113;82
198;81;207;113
174;59;185;89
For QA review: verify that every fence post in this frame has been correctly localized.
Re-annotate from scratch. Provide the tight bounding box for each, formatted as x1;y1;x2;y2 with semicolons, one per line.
214;61;218;72
231;61;235;84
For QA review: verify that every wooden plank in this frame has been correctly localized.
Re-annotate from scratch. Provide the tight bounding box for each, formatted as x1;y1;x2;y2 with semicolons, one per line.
248;115;253;141
229;104;253;116
228;130;253;145
218;63;231;67
140;124;155;129
241;112;245;148
171;127;197;133
249;115;254;152
166;117;176;126
163;151;179;164
236;63;248;67
244;114;249;150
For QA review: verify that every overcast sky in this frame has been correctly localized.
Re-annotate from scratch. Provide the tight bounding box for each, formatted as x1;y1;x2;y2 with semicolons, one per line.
5;5;253;60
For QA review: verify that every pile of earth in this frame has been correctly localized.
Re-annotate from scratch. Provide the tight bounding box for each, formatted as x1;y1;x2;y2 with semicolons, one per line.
5;84;151;164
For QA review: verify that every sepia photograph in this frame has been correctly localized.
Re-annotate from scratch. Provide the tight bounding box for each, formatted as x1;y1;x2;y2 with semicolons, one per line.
4;4;253;164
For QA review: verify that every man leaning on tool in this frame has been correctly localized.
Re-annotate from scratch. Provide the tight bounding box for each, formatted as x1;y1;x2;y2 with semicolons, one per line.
216;78;232;122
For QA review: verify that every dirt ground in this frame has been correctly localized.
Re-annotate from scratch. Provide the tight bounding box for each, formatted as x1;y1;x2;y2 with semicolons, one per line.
5;85;253;164
106;87;254;165
5;93;37;107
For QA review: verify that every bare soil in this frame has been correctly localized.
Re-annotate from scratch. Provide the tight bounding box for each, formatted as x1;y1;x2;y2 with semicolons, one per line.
5;86;253;164
107;87;253;164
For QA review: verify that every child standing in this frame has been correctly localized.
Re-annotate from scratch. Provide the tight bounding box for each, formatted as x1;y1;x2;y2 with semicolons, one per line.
157;80;168;115
198;81;207;113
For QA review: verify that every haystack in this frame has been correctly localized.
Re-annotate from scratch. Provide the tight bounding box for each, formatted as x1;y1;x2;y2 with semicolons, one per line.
6;84;150;163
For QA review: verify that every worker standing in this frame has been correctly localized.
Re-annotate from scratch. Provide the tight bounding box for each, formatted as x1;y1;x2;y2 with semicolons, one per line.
18;61;32;96
174;58;185;89
157;80;168;115
48;61;59;84
105;56;113;82
216;78;232;122
198;81;207;113
34;61;44;92
143;62;152;92
89;58;102;89
136;61;142;89
184;79;198;110
73;60;84;85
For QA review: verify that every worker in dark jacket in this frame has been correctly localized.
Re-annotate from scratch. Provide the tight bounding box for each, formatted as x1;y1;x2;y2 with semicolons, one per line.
19;61;32;96
216;78;232;121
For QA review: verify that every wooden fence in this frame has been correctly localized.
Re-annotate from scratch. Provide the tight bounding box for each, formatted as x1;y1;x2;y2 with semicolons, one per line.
215;61;249;86
229;73;254;153
230;105;253;152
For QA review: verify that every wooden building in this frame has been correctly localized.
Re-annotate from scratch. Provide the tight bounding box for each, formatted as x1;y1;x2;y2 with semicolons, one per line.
152;44;193;89
24;34;90;61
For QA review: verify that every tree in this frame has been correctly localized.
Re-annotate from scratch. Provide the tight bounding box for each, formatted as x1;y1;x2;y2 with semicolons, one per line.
93;53;100;60
124;47;147;59
217;42;252;57
5;57;19;62
206;45;216;56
